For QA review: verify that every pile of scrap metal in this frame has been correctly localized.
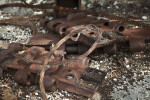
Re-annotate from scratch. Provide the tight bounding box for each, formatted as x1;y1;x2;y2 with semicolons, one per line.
0;12;150;98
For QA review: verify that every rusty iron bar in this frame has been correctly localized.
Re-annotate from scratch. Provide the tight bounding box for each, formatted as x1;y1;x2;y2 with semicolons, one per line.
0;3;148;27
54;17;96;35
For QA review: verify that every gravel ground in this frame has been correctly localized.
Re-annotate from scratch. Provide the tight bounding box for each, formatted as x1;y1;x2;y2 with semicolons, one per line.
0;0;150;100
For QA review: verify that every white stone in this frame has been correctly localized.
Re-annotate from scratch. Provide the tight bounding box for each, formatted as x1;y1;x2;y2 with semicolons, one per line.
26;95;30;98
126;65;130;69
100;61;103;63
35;92;38;95
142;16;148;20
113;78;117;82
34;11;43;15
88;92;101;100
115;6;119;9
114;1;118;5
26;0;32;4
135;26;139;28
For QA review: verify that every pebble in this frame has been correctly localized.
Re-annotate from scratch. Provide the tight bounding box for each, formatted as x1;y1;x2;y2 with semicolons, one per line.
35;92;38;96
26;0;32;4
113;78;117;82
142;16;148;20
26;95;30;98
100;61;103;63
126;65;130;69
34;11;43;15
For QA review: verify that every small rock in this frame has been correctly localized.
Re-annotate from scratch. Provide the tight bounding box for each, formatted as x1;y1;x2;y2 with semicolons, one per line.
35;92;38;96
113;78;117;82
26;95;30;98
34;11;43;15
126;65;130;69
142;16;148;20
26;0;32;4
88;92;101;100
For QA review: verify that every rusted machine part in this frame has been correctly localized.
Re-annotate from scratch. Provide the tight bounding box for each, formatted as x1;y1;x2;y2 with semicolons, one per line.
0;43;23;63
66;12;87;21
26;33;61;46
66;39;78;45
40;18;49;28
107;21;127;32
2;33;105;98
6;46;64;73
73;34;95;47
46;19;66;32
65;43;90;54
99;26;113;33
55;0;81;18
14;69;39;85
121;26;150;52
6;59;25;69
129;38;145;52
103;44;118;54
83;30;98;38
17;47;42;65
98;21;127;33
6;46;47;70
55;17;96;35
45;57;105;97
44;76;57;92
14;69;31;85
81;67;106;83
91;19;109;26
56;0;81;9
122;26;150;39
